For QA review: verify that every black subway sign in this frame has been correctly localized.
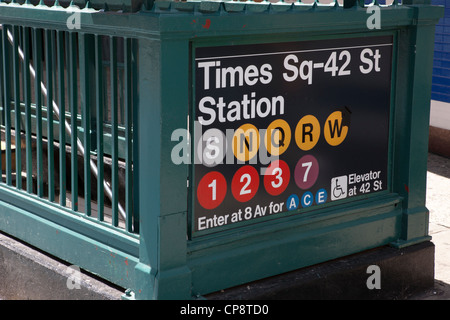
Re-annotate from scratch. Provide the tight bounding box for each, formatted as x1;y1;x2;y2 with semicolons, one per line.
192;36;393;235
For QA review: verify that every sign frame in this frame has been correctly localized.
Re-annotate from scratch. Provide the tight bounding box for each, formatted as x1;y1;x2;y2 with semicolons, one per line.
188;31;398;239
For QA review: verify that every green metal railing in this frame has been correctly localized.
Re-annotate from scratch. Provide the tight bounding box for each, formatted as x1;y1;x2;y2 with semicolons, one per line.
0;0;141;294
0;0;443;300
0;24;137;231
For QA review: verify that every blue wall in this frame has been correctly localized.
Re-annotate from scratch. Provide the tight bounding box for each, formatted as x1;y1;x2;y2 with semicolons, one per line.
432;0;450;103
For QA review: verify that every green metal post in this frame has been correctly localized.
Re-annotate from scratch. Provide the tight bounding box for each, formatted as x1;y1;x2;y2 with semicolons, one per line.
69;31;78;212
45;29;55;202
12;26;22;191
57;30;67;207
392;0;442;247
94;34;105;222
134;37;191;300
80;33;92;216
33;27;44;198
1;26;10;183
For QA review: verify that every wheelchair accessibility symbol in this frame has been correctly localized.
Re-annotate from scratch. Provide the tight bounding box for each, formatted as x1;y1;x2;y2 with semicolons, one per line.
331;176;348;201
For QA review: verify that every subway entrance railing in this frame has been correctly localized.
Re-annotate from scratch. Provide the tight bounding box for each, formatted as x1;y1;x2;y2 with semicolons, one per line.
0;1;139;295
0;0;443;299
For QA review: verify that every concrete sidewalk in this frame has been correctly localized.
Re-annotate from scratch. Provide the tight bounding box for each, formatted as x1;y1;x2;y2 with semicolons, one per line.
408;152;450;300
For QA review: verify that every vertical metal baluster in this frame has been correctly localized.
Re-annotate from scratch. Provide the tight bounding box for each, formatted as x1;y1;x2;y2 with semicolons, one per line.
33;28;44;197
3;26;12;186
131;39;139;233
0;30;4;168
23;27;32;194
124;37;133;232
95;35;104;222
57;30;66;206
12;26;22;190
2;26;11;185
69;32;78;211
110;36;118;227
80;33;91;216
46;29;55;202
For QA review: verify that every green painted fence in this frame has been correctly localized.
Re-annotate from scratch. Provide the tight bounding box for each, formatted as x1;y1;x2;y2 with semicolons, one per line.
0;0;443;299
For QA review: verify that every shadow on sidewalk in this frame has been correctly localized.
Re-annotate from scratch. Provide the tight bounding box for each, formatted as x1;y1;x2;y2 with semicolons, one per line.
408;279;450;300
428;153;450;179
